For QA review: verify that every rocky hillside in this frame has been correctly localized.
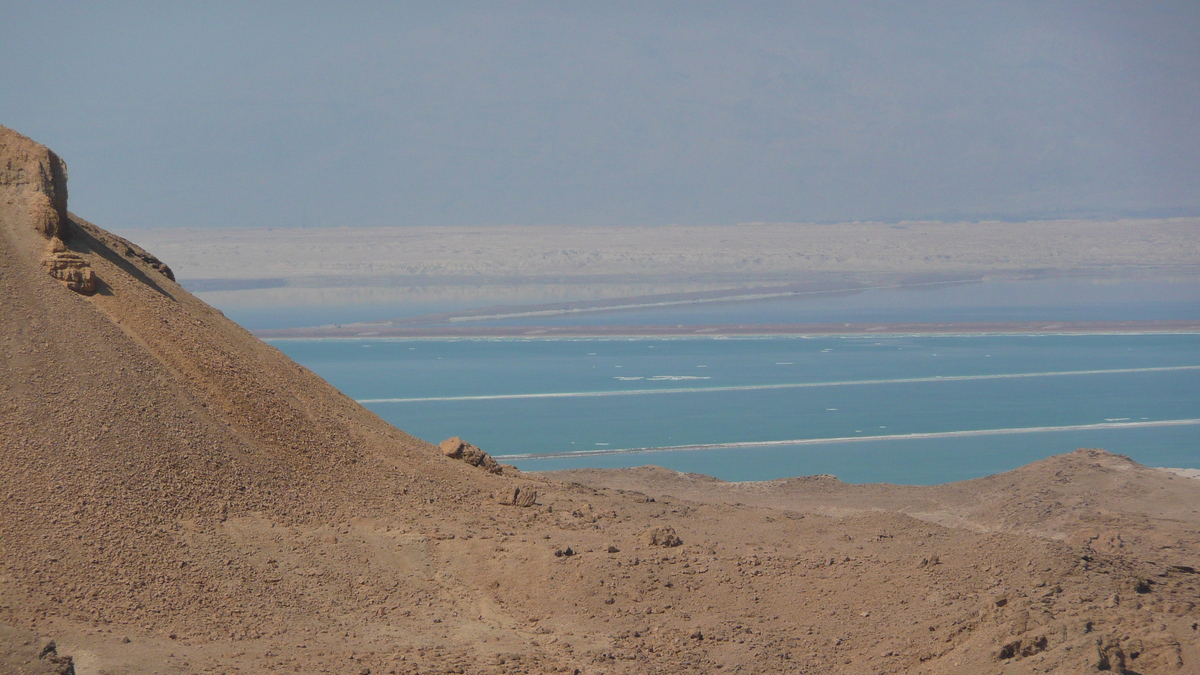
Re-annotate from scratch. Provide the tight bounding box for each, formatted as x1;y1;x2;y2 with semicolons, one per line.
2;125;1197;674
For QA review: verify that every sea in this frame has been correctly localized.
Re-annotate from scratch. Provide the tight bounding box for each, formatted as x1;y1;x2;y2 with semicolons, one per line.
248;278;1200;485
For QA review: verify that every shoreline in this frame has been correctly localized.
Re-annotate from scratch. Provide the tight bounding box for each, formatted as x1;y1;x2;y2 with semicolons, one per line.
255;319;1200;340
497;418;1200;461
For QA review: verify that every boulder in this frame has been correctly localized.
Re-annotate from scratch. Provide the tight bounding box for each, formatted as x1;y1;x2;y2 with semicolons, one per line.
439;437;502;474
497;486;539;507
643;526;683;547
440;437;465;458
42;248;96;295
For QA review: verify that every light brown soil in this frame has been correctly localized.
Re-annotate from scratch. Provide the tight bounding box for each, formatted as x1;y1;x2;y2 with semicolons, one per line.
3;125;1198;674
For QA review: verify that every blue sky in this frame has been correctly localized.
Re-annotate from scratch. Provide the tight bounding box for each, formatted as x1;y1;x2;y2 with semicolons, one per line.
2;2;1197;228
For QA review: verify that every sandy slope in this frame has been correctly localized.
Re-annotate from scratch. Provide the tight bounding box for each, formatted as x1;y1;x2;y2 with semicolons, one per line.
3;125;1199;674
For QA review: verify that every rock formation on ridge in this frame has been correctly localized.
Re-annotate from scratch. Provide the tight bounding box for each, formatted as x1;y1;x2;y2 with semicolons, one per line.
0;127;96;294
441;436;504;474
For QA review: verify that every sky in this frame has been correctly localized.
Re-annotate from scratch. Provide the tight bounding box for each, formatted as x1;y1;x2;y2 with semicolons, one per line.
2;1;1198;229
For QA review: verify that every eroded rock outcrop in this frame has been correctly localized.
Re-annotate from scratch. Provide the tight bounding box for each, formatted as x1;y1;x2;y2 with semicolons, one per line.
0;127;68;240
440;436;502;474
1;125;96;294
497;485;539;507
41;239;96;294
111;231;175;281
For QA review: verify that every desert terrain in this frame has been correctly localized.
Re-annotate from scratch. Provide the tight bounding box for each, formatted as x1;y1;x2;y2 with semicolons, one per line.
119;218;1200;320
124;219;1200;284
3;125;1200;674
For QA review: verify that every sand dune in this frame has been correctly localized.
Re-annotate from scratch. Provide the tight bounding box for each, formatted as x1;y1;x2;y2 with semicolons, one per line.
3;125;1199;673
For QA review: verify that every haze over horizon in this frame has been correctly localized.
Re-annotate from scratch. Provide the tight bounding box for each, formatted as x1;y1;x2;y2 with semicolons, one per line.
2;2;1198;231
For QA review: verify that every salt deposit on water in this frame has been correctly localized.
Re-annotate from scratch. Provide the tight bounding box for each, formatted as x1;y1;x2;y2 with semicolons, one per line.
355;365;1200;403
272;333;1200;484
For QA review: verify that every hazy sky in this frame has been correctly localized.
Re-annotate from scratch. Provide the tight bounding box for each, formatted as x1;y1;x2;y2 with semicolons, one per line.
2;2;1198;228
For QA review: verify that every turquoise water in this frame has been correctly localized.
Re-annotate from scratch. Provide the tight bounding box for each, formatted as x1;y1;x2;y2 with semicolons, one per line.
271;334;1200;484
